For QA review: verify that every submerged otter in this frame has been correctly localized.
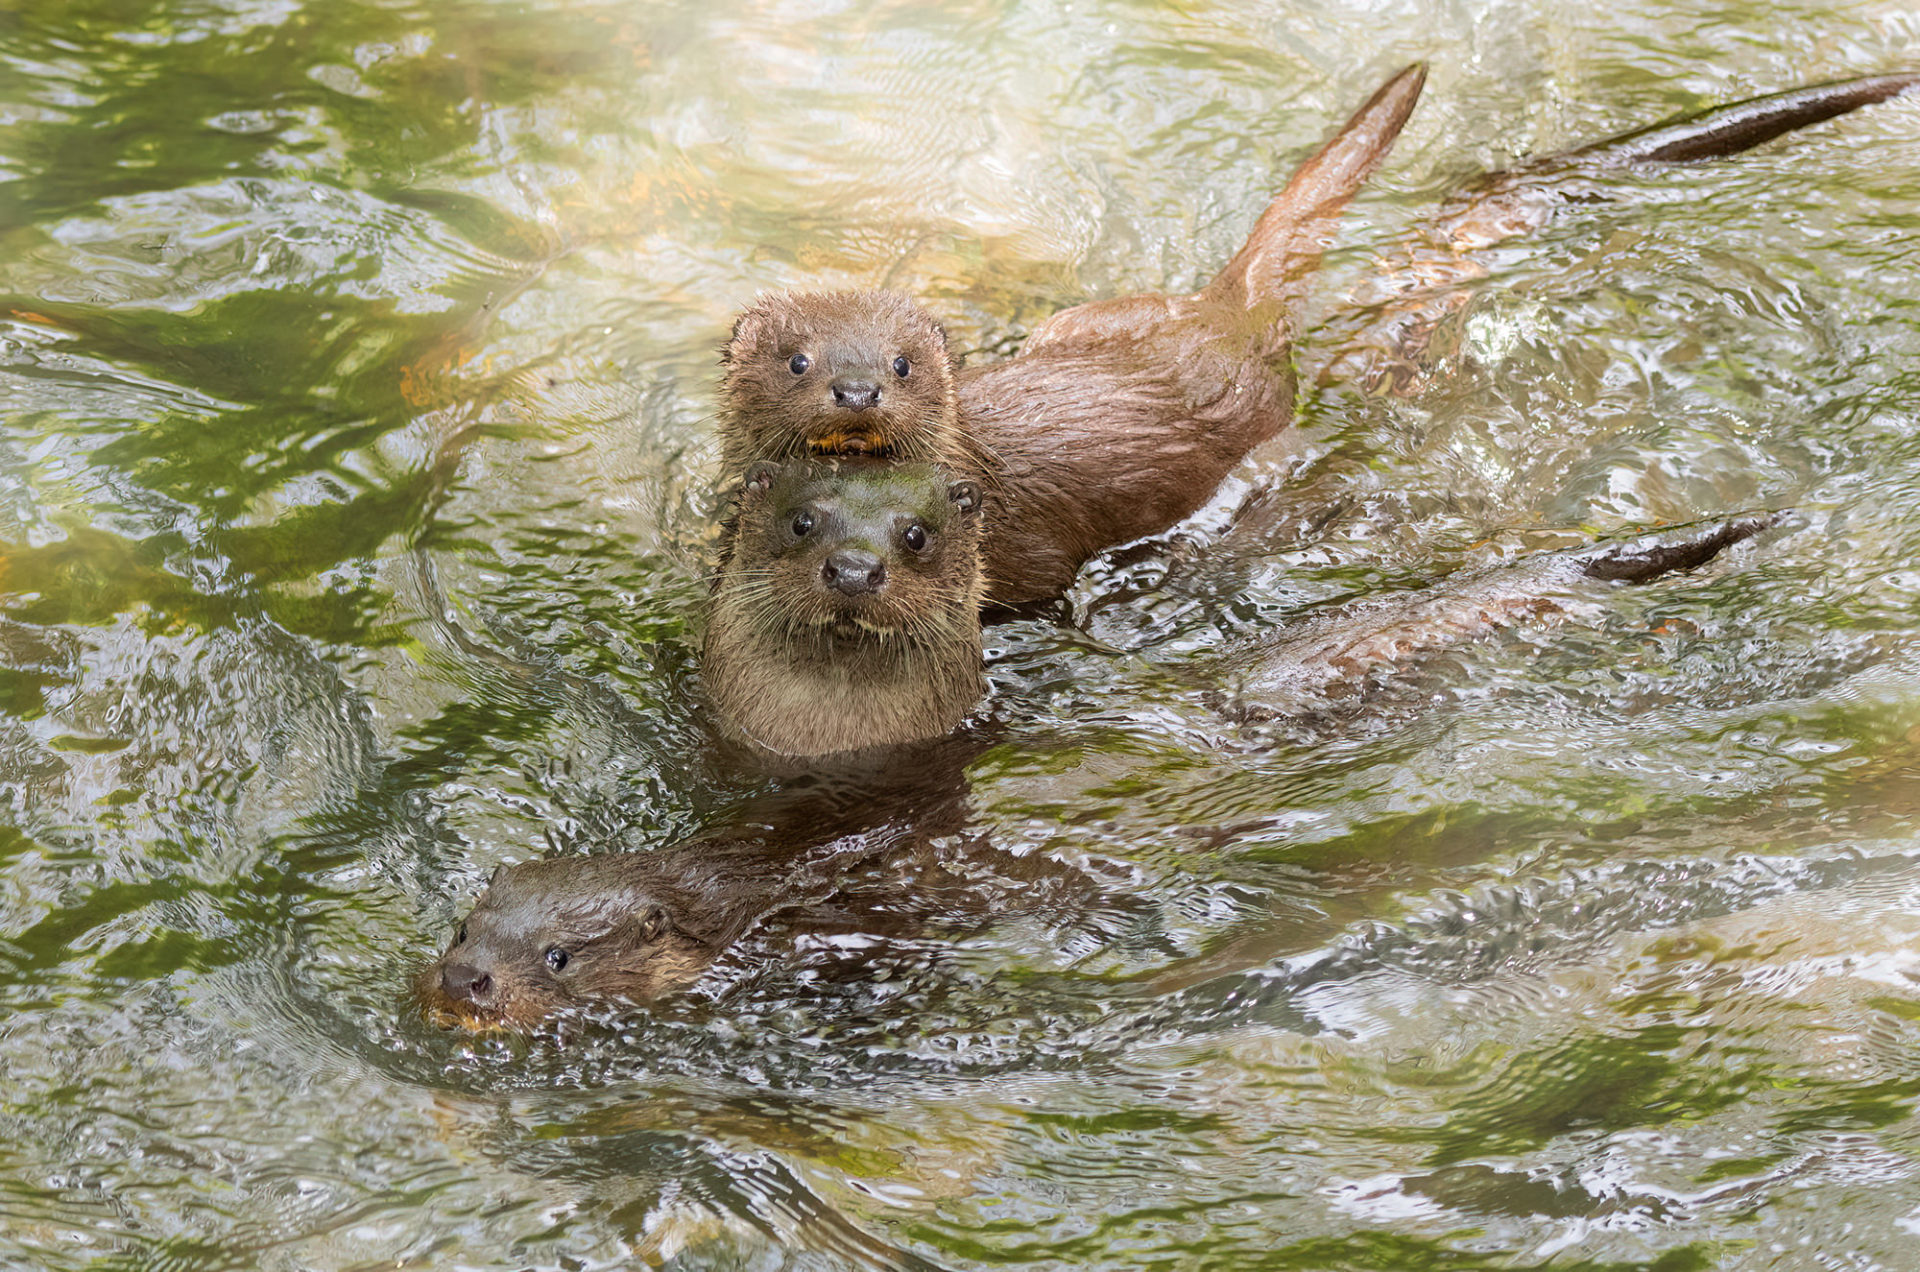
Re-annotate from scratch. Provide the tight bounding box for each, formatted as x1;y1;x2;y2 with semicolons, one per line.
415;754;1096;1032
415;827;1046;1031
1216;513;1785;720
703;458;985;757
720;69;1920;606
416;851;738;1031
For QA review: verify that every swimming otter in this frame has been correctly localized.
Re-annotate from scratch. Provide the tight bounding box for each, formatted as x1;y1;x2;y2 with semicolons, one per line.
414;753;1118;1033
416;851;743;1031
1323;70;1920;393
422;513;1782;1031
413;830;1041;1031
720;69;1918;606
703;458;986;757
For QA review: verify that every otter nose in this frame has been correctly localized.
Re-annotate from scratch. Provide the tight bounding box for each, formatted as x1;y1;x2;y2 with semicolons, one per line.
441;962;494;1004
830;378;880;411
822;548;887;595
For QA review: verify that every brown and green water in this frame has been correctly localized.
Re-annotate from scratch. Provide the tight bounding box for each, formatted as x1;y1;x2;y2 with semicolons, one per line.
7;1;1920;1267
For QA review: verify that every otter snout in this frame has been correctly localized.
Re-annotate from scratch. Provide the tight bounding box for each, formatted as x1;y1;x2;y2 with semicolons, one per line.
822;547;887;595
440;961;497;1007
830;377;880;411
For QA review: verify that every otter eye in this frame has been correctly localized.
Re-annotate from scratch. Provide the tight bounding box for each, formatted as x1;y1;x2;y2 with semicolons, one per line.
903;523;928;552
791;510;815;537
545;947;570;972
892;355;910;378
455;923;467;945
788;353;811;376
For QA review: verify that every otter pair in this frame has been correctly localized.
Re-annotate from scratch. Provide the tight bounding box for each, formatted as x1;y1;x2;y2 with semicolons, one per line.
703;65;1920;759
703;65;1434;757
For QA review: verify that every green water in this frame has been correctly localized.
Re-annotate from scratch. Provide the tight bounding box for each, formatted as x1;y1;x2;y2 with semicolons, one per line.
7;1;1920;1267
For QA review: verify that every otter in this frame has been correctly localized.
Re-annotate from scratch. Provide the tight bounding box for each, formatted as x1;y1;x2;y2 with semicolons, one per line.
719;69;1919;606
416;850;749;1032
412;830;988;1031
703;458;986;757
413;752;1112;1033
422;513;1782;1032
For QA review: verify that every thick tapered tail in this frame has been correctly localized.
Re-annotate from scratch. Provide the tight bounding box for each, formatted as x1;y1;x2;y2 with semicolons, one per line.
1204;62;1427;309
1562;72;1920;168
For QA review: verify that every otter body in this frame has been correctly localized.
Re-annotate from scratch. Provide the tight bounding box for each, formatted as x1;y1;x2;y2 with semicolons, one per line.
704;459;986;757
719;69;1918;605
414;836;997;1030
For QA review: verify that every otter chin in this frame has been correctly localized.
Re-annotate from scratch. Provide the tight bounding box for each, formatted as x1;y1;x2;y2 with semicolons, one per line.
703;457;987;758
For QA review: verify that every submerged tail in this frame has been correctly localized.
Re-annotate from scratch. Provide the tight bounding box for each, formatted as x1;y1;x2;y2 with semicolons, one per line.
1580;511;1786;581
1561;72;1920;168
1321;69;1920;392
1438;69;1920;251
1203;62;1427;310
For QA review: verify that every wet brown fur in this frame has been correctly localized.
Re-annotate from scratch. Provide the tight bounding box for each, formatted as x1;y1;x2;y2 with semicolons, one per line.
703;458;986;756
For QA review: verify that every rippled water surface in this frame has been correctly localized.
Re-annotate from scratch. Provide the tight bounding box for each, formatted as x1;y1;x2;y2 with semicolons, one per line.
8;1;1920;1267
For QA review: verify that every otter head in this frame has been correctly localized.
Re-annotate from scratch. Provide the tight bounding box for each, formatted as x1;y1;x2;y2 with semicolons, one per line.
731;457;985;642
720;290;960;467
415;856;719;1033
704;459;988;756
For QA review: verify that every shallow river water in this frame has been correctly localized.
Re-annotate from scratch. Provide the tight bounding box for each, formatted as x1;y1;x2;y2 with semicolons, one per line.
8;1;1920;1268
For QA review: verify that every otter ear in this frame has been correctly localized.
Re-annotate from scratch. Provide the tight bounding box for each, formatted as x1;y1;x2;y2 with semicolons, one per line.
725;306;765;361
948;480;983;516
639;906;668;943
741;461;782;498
488;865;505;887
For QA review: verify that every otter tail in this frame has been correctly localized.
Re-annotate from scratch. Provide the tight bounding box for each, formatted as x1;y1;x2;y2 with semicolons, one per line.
1579;511;1786;582
1202;62;1428;311
1561;72;1920;168
1435;70;1920;250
